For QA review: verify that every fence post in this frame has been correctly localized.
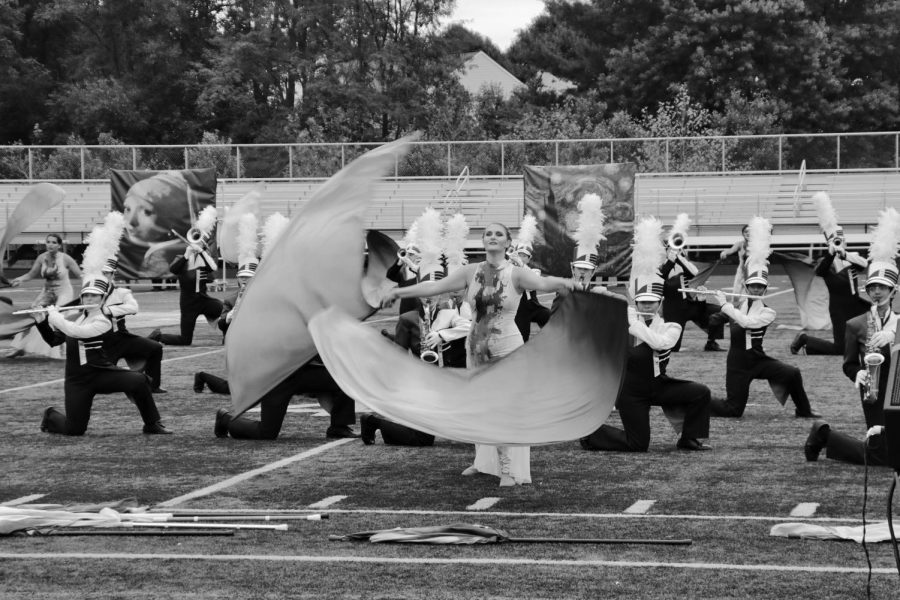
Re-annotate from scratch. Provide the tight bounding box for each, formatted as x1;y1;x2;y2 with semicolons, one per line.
184;147;189;170
554;140;559;166
132;147;137;170
447;143;451;177
80;147;85;182
721;138;726;171
236;147;241;180
609;140;614;163
778;137;783;172
836;135;841;172
28;148;33;181
665;139;670;172
500;142;505;176
288;145;293;180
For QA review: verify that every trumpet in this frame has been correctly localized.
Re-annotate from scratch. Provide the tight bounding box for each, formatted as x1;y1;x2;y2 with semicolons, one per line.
13;304;98;315
667;232;686;250
863;352;884;404
831;237;843;248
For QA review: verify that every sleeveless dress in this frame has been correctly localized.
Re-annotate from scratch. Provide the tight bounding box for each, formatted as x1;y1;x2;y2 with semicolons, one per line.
11;252;74;358
466;261;531;484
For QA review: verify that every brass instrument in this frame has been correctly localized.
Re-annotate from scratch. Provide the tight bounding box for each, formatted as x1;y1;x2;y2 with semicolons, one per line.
831;236;843;248
419;298;441;365
863;352;885;404
13;304;98;315
667;232;686;250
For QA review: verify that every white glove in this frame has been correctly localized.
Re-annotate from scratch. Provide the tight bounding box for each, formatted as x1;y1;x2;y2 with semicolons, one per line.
590;285;608;295
627;306;638;326
855;370;869;389
719;250;728;260
423;331;442;349
868;330;894;348
709;291;726;307
225;308;235;324
866;425;884;439
666;248;679;262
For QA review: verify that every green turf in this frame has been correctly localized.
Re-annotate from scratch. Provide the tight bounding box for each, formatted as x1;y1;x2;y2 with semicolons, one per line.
1;276;898;598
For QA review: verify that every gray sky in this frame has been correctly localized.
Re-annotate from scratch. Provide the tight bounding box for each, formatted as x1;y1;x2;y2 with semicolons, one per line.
448;0;545;51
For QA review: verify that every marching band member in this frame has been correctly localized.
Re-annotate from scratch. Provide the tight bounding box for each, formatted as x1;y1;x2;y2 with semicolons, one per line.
383;221;574;486
35;275;170;435
218;212;260;337
149;206;223;346
659;213;727;352
708;217;821;419
382;222;422;342
805;208;900;464
580;216;711;452
361;213;473;446
511;215;550;341
791;192;870;355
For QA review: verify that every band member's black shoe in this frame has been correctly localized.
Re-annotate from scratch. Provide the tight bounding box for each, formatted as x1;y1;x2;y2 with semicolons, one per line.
790;333;807;355
795;409;822;419
359;414;378;445
804;421;830;461
40;407;56;432
151;387;167;394
193;373;205;393
148;329;162;342
703;341;723;352
676;437;711;451
214;409;231;438
143;421;173;434
326;425;361;439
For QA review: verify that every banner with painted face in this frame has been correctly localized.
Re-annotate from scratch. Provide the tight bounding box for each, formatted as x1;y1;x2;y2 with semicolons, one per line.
110;169;217;279
523;164;635;279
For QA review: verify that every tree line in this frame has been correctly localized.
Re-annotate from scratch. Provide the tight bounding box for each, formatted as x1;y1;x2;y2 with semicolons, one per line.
2;0;898;155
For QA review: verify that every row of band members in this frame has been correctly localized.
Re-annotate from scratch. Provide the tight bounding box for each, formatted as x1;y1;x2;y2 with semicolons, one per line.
23;223;893;487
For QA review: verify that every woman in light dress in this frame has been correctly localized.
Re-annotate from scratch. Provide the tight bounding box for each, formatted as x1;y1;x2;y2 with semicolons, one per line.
7;234;82;358
385;223;574;486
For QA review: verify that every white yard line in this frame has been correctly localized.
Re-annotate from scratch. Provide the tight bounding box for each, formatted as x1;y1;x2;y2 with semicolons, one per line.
789;503;820;517
0;348;224;394
623;500;656;514
308;496;348;509
156;438;357;507
0;553;895;575
467;497;503;511
1;494;46;506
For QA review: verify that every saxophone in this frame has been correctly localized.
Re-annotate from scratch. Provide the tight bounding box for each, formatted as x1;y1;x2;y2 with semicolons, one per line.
863;309;885;404
419;298;440;365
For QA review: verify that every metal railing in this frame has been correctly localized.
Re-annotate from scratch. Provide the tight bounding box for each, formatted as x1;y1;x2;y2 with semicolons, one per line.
2;131;899;182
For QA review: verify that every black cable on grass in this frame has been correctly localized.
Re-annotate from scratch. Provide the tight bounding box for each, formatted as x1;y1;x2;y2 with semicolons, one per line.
862;437;872;599
888;472;900;577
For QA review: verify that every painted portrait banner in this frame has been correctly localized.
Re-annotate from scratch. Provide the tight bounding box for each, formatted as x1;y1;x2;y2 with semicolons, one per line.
523;164;635;279
110;169;218;279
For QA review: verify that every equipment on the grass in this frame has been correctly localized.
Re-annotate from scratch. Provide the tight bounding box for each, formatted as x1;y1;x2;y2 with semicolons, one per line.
883;347;900;471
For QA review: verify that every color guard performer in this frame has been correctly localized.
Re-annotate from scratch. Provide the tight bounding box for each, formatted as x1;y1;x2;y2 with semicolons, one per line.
791;192;870;355
708;217;821;419
580;216;711;452
805;208;900;465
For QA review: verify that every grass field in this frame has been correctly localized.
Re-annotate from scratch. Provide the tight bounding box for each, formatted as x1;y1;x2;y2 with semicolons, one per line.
1;274;899;599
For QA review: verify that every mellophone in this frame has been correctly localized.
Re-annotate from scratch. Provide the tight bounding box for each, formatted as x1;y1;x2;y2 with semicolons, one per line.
13;304;98;315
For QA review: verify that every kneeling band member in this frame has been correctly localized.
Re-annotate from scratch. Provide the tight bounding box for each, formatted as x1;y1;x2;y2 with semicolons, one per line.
36;277;170;435
580;240;711;452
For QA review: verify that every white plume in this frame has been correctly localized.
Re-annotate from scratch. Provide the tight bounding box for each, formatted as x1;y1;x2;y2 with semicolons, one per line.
401;221;419;249
812;191;840;236
517;213;538;247
443;212;469;271
671;213;691;237
81;211;126;276
415;208;444;276
868;207;900;264
195;205;218;236
631;216;665;281
261;212;289;260
573;193;607;251
237;213;259;266
746;216;772;267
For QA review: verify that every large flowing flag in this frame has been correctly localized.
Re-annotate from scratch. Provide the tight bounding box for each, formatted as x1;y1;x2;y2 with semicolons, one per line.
0;183;66;276
225;136;417;415
0;299;35;339
310;291;628;445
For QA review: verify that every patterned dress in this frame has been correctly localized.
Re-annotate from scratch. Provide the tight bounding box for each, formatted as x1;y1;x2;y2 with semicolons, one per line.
465;261;531;483
12;252;74;358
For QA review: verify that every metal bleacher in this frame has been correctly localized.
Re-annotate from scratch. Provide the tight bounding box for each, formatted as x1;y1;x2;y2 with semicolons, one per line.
3;170;900;255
